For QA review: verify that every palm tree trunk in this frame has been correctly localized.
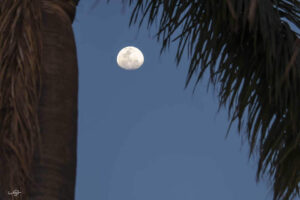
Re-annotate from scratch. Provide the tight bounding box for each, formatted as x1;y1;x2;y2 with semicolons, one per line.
0;0;78;199
29;2;78;200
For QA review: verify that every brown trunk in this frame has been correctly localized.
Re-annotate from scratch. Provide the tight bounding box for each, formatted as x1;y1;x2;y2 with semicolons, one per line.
0;1;77;199
29;2;78;200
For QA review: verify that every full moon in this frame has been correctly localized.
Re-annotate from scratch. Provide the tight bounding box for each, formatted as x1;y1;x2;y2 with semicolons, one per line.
117;46;144;70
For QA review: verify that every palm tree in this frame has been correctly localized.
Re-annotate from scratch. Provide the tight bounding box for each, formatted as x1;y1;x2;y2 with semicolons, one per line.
0;0;79;199
127;1;299;200
0;0;298;200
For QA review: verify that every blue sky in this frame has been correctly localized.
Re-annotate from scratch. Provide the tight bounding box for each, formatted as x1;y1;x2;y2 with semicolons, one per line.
72;1;272;199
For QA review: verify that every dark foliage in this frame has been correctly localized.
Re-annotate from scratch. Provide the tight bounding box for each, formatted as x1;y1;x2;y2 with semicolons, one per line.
128;1;300;199
0;0;42;198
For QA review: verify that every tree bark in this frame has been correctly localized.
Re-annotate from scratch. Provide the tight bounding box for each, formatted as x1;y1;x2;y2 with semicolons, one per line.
29;4;78;200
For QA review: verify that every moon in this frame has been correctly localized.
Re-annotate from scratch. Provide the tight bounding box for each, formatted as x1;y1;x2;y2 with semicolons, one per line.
117;46;144;70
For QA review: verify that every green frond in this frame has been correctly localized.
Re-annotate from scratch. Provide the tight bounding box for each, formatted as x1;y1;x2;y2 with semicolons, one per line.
128;0;300;199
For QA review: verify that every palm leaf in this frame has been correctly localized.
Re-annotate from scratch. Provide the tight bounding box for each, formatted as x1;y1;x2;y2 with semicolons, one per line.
0;0;43;198
128;0;300;199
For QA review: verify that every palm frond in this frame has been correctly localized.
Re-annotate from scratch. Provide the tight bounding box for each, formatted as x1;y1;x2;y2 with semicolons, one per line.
128;0;300;199
0;0;42;198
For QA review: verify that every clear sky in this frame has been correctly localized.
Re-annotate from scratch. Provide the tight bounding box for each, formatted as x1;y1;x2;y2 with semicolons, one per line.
72;1;272;199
